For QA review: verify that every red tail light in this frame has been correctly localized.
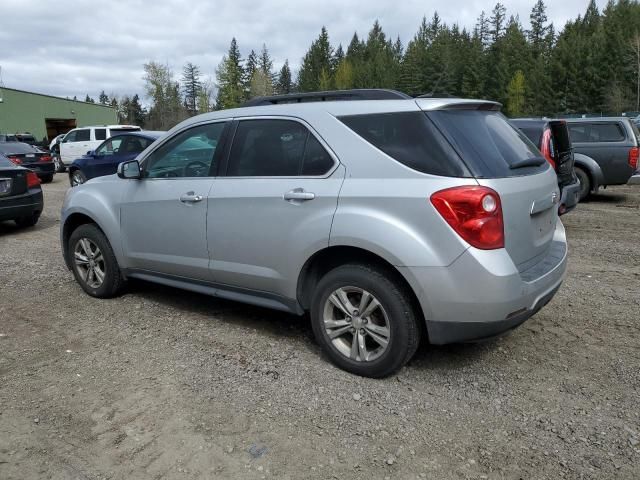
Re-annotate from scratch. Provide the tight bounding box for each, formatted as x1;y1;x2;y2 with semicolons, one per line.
8;156;22;165
540;129;556;169
39;154;52;162
26;171;41;188
629;147;639;170
431;186;504;250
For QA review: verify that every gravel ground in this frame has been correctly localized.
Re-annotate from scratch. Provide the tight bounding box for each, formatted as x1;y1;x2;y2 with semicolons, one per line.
1;176;639;480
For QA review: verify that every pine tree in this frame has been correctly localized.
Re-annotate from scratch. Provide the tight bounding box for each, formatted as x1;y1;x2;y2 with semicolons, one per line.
334;59;355;90
257;44;275;88
243;49;258;99
98;91;109;105
276;60;293;94
490;3;507;44
181;62;202;115
216;38;245;109
297;27;334;92
529;0;550;58
84;95;95;103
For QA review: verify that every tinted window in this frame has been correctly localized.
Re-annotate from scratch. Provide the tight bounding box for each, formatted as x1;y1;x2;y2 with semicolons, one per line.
0;142;39;154
428;110;548;178
228;119;332;177
95;137;124;156
64;131;78;142
94;128;107;141
120;136;148;154
339;112;470;177
0;153;13;167
144;122;225;178
75;129;91;142
568;123;625;142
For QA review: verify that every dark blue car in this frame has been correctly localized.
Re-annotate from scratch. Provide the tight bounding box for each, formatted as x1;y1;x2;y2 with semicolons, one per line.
68;131;164;186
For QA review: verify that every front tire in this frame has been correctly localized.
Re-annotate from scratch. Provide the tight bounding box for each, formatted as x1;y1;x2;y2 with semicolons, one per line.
575;167;591;201
69;169;87;187
68;224;124;298
310;263;420;378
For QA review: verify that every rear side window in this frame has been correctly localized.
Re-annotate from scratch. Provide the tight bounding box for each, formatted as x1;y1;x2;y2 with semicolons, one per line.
428;110;548;178
227;119;334;177
94;128;107;141
568;123;625;142
339;112;469;177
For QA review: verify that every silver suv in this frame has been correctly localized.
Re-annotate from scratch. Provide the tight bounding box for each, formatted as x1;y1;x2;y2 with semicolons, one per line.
61;90;567;378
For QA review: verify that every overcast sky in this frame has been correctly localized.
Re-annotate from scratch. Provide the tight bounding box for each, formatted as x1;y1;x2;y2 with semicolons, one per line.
0;0;605;102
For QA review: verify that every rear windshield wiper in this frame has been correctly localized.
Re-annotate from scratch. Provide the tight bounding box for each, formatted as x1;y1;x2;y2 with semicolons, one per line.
509;156;547;170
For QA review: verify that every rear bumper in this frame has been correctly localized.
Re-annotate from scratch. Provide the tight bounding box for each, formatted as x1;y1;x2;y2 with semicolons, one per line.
0;189;44;221
559;178;580;214
399;219;567;344
629;173;640;185
24;163;55;177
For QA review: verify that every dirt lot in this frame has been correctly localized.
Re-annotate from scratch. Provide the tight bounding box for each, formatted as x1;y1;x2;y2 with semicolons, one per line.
1;176;639;480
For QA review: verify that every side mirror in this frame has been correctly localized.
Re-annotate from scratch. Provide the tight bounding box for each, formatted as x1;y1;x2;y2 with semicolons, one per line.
87;150;94;156
117;160;142;179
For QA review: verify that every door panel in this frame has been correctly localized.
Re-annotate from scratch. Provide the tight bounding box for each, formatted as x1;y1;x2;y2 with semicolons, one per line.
208;167;344;298
120;178;214;279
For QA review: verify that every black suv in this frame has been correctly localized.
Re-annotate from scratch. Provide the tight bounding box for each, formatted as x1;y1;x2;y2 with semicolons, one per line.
565;117;639;199
511;118;580;214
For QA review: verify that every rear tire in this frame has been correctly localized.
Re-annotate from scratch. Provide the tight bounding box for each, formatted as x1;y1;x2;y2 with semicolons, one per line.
68;224;124;298
575;167;591;200
15;213;40;228
310;263;420;378
40;174;54;184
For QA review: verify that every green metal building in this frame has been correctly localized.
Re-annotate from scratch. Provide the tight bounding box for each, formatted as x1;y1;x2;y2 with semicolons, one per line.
0;87;117;142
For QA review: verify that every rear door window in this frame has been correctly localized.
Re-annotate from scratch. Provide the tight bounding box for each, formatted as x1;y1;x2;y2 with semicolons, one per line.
427;110;548;178
94;128;107;141
75;129;91;142
227;119;334;177
339;112;470;177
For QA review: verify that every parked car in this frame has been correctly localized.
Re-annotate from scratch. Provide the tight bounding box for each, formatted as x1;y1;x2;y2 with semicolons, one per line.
511;118;580;214
0;134;17;142
0;141;55;183
0;152;43;227
60;89;567;378
58;125;141;171
564;117;639;199
68;131;163;186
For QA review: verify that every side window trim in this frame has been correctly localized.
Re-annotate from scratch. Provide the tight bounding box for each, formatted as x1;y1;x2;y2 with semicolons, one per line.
220;115;339;178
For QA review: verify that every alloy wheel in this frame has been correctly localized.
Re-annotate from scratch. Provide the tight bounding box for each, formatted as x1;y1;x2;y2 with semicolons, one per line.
71;171;84;186
322;286;390;362
73;238;105;289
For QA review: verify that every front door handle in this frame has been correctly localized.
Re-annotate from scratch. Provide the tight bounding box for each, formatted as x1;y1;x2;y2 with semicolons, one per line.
180;192;204;203
283;188;315;201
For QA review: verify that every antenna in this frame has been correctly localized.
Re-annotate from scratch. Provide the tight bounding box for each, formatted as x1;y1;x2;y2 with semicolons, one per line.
0;66;4;103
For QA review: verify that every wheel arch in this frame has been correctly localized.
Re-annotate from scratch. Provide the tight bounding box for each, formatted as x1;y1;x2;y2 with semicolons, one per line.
573;153;603;190
296;245;426;335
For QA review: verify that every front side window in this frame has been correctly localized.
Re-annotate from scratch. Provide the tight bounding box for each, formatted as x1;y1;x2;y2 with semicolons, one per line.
227;119;334;176
144;122;225;178
95;137;124;156
64;130;78;143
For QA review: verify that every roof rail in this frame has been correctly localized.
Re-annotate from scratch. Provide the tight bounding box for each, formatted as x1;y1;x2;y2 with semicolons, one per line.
241;89;411;107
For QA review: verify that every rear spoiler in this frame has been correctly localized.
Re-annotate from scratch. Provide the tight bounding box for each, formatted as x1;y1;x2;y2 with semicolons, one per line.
415;98;502;112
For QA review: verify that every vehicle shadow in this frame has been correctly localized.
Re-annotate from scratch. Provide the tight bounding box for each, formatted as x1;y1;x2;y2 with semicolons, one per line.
583;192;627;203
126;279;312;342
126;278;497;372
0;215;57;237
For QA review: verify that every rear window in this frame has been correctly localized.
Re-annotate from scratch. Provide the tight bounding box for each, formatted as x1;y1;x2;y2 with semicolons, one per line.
110;127;141;135
568;122;625;142
0;153;14;167
339;112;470;177
0;142;38;154
428;110;548;178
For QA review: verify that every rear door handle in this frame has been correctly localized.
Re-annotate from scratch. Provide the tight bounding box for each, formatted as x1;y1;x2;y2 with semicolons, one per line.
283;188;315;201
180;192;204;203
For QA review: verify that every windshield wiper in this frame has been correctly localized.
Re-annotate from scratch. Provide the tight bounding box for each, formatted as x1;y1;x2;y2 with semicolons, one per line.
509;156;547;170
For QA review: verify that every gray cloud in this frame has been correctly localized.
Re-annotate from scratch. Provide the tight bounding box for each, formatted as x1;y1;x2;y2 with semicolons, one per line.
0;0;605;101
